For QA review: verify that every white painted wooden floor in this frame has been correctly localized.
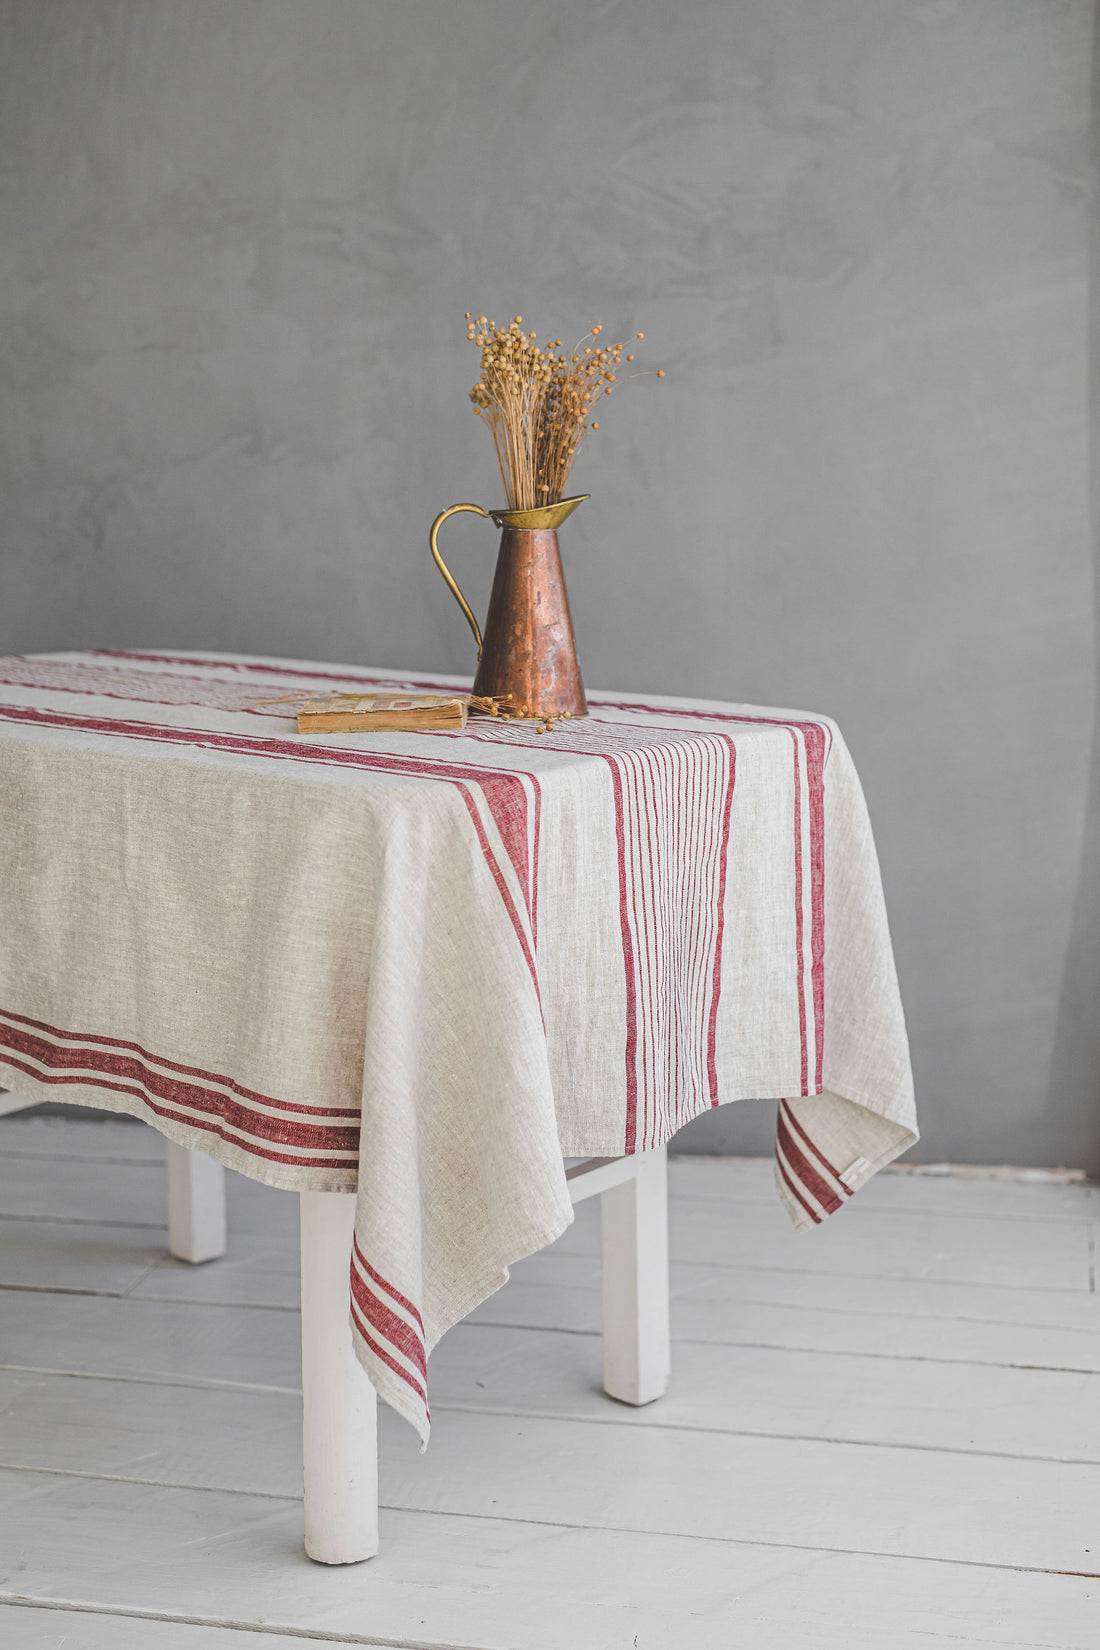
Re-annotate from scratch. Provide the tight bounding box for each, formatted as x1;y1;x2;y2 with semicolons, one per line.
0;1113;1097;1649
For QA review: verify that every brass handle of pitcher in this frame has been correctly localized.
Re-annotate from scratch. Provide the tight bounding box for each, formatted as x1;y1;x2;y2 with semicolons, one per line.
429;503;490;658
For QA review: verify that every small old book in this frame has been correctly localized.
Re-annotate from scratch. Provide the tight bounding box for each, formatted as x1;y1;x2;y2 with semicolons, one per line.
295;692;469;733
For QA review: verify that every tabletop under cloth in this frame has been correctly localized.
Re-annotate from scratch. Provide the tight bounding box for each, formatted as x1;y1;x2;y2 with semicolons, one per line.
0;650;916;1442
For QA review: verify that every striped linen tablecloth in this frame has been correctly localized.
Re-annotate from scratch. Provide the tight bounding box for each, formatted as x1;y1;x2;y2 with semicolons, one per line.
0;649;916;1441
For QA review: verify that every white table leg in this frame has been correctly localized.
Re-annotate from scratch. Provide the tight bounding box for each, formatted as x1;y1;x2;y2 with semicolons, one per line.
300;1190;379;1564
166;1140;227;1263
600;1144;671;1406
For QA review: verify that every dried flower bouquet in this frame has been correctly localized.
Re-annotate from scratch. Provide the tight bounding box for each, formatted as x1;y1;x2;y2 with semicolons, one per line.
465;314;661;511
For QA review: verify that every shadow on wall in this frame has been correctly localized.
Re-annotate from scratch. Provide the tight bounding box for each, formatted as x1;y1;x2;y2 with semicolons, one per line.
1043;21;1100;1176
672;1098;778;1158
1047;758;1100;1177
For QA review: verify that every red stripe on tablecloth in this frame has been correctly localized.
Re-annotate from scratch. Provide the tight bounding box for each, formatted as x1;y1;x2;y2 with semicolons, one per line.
92;649;460;695
802;725;827;1096
707;740;737;1102
589;696;833;745
528;778;542;947
0;1015;358;1161
791;733;809;1096
606;756;640;1156
779;1098;850;1195
84;661;834;757
0;699;400;765
595;700;829;1095
776;1104;843;1215
0;1008;360;1119
453;766;540;952
626;750;655;1149
0;656;478;720
600;732;735;1154
775;1136;825;1225
353;1236;426;1336
593;697;829;1094
474;713;815;1131
350;1296;429;1410
453;786;539;999
677;741;703;1130
0;1052;355;1169
0;701;541;998
349;1252;428;1383
0;700;516;792
650;744;677;1145
0;662;289;716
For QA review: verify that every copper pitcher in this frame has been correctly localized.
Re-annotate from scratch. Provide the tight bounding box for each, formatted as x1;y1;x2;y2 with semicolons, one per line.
429;494;588;720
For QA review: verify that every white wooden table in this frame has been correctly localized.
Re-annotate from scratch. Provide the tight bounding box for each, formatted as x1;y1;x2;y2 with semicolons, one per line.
0;651;917;1570
179;1142;669;1564
10;1087;670;1566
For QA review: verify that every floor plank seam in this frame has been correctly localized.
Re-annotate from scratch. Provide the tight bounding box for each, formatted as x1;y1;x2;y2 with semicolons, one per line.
669;1192;1100;1229
12;1278;1100;1335
590;1257;1100;1294
485;1290;1100;1333
0;1151;165;1168
1;1397;1094;1469
2;1517;1096;1582
0;1597;480;1650
674;1300;1100;1333
463;1319;1100;1374
0;1282;303;1310
8;1246;1098;1298
666;1154;1098;1183
0;1461;299;1499
16;1277;1100;1361
6;1352;1099;1441
0;1283;147;1300
0;1363;301;1397
122;1292;302;1312
423;1402;1100;1465
364;1510;1100;1579
0;1211;167;1231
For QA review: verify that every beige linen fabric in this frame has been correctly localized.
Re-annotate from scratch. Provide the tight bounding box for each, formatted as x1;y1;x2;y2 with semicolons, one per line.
0;650;916;1439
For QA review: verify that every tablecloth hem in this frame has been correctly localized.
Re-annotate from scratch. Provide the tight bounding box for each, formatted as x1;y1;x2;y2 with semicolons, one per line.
0;1070;361;1195
352;1192;576;1446
775;1083;918;1232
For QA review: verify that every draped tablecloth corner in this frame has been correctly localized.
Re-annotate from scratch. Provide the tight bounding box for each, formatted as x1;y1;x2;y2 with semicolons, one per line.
0;650;916;1442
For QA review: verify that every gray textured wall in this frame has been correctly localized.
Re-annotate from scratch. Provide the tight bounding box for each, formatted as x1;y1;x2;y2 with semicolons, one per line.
0;0;1095;1164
